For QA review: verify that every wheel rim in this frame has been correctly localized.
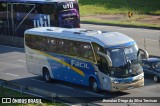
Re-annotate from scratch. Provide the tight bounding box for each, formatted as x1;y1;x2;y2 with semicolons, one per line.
45;72;50;81
154;76;158;82
92;82;98;91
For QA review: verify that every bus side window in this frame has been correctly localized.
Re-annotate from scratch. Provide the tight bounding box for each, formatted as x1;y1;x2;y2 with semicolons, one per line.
76;42;95;62
48;38;57;52
25;34;36;49
56;39;68;55
35;36;46;51
92;42;105;62
0;3;7;35
36;4;55;14
68;40;77;56
0;3;6;12
98;55;109;75
14;4;35;13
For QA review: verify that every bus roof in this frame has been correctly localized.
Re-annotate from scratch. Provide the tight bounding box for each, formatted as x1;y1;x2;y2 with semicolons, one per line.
25;27;135;48
0;0;76;3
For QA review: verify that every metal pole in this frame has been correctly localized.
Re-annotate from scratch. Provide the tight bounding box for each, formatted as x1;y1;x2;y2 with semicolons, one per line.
144;38;146;50
159;36;160;50
0;80;4;87
20;86;23;94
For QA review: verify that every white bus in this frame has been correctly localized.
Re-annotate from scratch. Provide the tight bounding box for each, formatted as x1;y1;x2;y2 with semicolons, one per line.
24;27;148;92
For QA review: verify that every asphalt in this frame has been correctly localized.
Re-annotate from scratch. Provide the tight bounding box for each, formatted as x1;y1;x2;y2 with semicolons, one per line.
0;45;159;106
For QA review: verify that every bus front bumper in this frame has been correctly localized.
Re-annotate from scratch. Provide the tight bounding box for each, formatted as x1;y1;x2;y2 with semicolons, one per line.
110;78;144;92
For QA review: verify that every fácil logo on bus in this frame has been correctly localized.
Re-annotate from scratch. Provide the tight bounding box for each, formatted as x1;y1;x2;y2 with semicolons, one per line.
71;60;89;69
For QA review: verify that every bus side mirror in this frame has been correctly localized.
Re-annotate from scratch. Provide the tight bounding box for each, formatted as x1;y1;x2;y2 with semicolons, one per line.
97;51;112;67
105;55;112;67
137;49;149;60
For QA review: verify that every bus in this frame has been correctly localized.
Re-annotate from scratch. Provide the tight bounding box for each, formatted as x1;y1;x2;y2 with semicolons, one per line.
24;27;149;92
0;0;80;47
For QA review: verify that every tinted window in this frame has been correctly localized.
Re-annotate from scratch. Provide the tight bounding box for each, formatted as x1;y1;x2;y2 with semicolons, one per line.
34;4;56;14
48;38;57;52
98;55;109;74
14;4;35;13
92;42;105;62
0;3;6;12
57;1;80;28
25;35;95;62
14;3;55;14
56;39;68;54
0;3;7;36
152;61;160;69
143;62;151;69
76;42;95;62
68;40;77;56
35;36;46;51
25;34;36;49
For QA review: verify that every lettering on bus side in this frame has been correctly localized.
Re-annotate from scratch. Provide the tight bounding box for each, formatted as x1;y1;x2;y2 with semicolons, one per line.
33;15;51;27
63;2;74;9
71;60;89;69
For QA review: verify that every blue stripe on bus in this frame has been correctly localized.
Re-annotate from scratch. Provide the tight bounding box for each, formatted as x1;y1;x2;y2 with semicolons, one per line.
107;41;136;49
35;50;100;87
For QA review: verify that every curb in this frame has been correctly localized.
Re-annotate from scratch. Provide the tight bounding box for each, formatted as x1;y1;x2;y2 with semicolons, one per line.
80;21;160;30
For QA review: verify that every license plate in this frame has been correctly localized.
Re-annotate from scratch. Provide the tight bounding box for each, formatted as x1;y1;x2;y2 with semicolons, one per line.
127;86;134;89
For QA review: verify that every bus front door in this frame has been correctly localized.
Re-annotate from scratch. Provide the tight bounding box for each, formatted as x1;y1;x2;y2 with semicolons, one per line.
97;55;111;90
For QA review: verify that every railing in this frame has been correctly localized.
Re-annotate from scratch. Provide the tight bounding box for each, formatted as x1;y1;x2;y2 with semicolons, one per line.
0;79;97;106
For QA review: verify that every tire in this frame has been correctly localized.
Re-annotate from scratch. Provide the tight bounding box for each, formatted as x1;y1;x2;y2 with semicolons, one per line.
153;75;159;83
90;79;99;92
43;69;51;83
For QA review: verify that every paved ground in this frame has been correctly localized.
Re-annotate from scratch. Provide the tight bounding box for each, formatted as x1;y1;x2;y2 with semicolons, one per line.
0;45;159;106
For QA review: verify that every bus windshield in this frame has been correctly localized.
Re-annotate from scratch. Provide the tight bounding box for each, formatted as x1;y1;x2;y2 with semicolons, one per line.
108;45;138;67
57;1;80;28
108;48;126;67
107;45;142;78
58;9;79;28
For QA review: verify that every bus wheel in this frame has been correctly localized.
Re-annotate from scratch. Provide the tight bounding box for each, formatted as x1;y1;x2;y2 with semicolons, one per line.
153;75;159;83
90;79;99;92
43;69;51;83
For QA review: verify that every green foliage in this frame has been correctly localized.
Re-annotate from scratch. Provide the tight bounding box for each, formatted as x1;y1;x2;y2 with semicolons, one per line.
81;19;160;29
79;0;160;15
0;87;65;106
0;87;32;97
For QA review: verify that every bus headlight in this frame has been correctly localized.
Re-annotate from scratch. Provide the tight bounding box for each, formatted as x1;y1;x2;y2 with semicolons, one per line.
136;73;144;80
95;71;98;75
113;81;119;84
138;74;144;80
